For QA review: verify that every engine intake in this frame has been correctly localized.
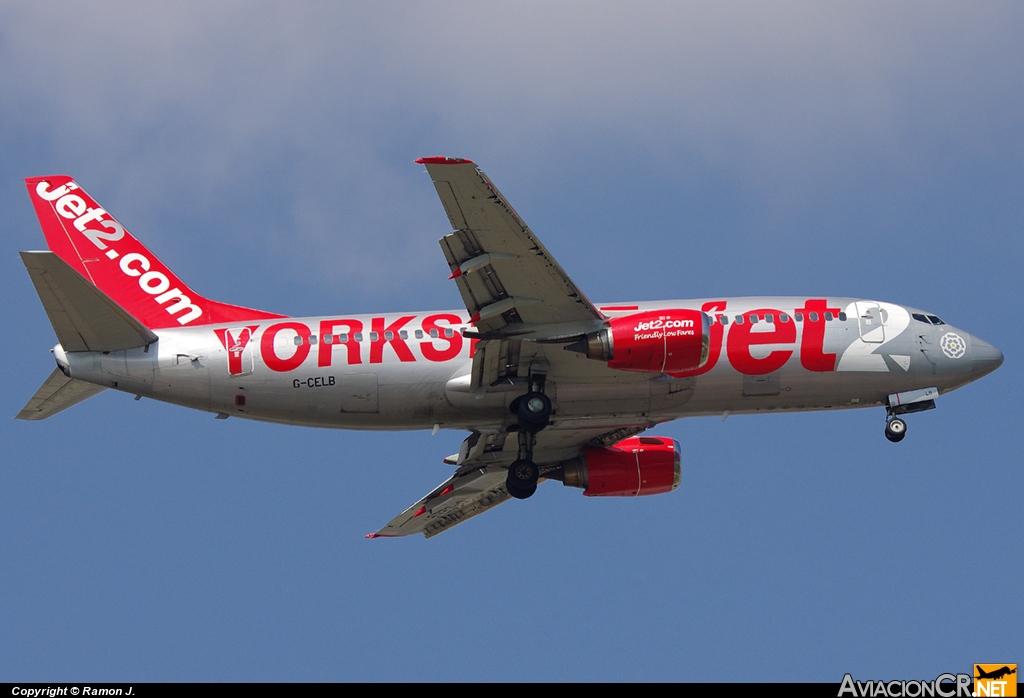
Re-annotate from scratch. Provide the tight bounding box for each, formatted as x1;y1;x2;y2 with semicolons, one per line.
566;309;710;374
559;436;681;497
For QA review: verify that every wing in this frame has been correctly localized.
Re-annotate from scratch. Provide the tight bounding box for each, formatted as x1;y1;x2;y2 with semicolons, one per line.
368;159;653;539
368;465;510;539
368;423;650;539
420;157;602;333
419;157;608;391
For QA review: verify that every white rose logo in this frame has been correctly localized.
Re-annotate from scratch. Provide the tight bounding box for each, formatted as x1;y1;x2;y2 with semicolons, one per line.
940;332;966;359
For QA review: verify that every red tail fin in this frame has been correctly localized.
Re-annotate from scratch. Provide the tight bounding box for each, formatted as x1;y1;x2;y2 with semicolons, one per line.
25;176;285;329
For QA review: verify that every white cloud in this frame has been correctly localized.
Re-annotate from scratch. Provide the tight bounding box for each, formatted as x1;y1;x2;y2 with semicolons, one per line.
2;2;1021;303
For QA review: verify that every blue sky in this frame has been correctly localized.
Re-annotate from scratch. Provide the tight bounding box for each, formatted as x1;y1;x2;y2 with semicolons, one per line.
1;3;1020;681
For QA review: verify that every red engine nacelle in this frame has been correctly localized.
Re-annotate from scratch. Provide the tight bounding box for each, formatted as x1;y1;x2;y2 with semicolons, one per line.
567;309;710;373
561;436;681;497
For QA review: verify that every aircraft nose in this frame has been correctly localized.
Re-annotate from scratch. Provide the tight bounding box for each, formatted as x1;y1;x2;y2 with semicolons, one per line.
972;337;1004;380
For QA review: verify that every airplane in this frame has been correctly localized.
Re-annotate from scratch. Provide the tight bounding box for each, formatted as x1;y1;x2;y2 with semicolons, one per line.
975;666;1016;681
16;157;1004;538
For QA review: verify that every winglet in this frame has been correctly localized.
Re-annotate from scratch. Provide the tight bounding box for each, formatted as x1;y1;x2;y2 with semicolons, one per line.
415;156;473;165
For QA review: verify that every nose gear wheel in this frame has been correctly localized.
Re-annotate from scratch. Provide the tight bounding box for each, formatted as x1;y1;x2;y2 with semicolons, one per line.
885;417;907;443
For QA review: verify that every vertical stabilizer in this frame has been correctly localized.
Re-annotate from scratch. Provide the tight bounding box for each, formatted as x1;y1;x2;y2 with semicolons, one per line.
25;176;285;329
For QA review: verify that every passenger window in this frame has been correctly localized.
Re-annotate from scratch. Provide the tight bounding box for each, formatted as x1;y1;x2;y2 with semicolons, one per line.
400;330;408;340
780;313;790;323
369;332;379;342
766;313;774;323
838;312;847;321
354;333;363;342
308;335;317;344
338;333;348;343
809;312;819;322
415;330;423;339
293;336;303;346
720;315;729;325
825;312;833;321
734;315;744;324
323;334;333;344
445;328;454;338
795;312;803;322
384;331;394;341
430;329;439;338
750;314;759;324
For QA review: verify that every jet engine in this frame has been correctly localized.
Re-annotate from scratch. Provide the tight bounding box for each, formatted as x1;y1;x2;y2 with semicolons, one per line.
566;309;710;373
557;436;681;497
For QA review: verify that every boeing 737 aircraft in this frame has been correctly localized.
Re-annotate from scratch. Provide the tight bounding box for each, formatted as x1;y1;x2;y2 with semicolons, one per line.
17;157;1004;537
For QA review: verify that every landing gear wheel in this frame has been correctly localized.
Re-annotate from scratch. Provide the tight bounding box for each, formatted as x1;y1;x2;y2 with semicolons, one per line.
506;459;539;500
885;417;907;443
516;392;551;434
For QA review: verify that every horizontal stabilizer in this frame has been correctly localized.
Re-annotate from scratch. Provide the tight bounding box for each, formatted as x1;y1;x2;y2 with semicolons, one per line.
16;368;106;420
21;251;157;352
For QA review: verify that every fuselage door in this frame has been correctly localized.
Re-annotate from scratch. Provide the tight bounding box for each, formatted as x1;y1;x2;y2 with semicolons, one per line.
856;302;885;343
224;326;257;376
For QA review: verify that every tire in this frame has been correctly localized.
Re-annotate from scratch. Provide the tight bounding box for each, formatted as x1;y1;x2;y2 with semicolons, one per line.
516;392;551;433
506;459;539;499
885;418;907;443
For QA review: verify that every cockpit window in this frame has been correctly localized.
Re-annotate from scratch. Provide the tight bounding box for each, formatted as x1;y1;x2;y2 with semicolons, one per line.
913;313;947;325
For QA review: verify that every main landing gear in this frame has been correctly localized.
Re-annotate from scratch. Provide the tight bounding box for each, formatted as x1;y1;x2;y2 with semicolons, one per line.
506;381;552;500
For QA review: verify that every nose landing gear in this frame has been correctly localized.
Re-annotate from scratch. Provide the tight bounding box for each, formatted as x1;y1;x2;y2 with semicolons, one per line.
882;387;937;443
884;416;907;443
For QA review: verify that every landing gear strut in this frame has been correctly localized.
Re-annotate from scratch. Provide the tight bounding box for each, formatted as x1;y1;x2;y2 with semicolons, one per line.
506;376;552;499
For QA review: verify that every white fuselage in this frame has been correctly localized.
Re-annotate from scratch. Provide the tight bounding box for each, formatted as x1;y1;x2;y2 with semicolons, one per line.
57;296;989;435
